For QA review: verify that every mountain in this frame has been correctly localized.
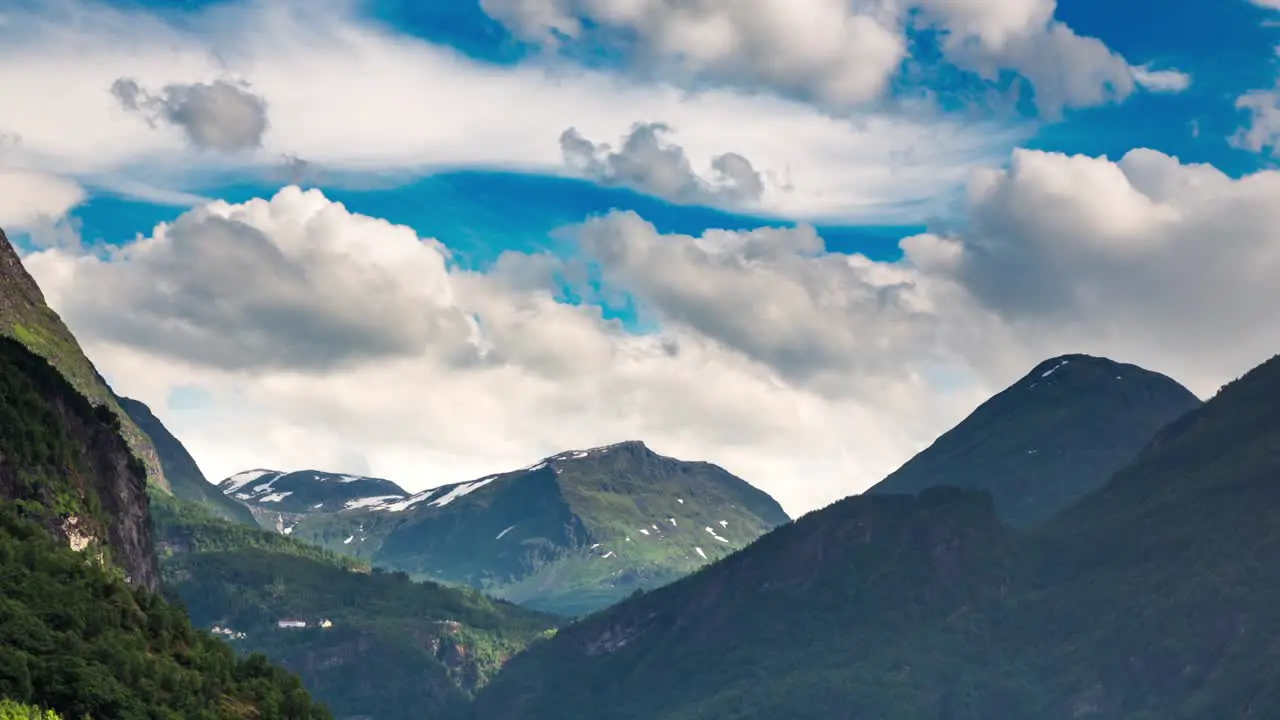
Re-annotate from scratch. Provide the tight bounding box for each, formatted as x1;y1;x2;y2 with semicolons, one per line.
0;225;330;718
151;493;557;720
0;228;169;491
868;354;1200;527
118;396;257;526
475;352;1280;719
219;468;410;530
224;441;790;616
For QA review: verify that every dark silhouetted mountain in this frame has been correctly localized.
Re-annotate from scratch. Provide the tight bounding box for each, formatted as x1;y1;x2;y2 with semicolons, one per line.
475;352;1280;720
869;354;1200;527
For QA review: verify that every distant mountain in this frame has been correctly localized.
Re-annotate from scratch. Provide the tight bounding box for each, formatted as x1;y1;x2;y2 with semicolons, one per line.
118;396;257;526
0;228;170;491
151;493;557;720
475;352;1280;719
219;468;409;531
222;441;790;615
868;354;1200;526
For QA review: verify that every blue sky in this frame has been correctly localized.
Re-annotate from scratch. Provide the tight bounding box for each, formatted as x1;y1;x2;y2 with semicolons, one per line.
35;0;1280;271
5;0;1280;513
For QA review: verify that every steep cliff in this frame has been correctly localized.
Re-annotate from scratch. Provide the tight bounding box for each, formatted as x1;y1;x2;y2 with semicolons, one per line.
0;335;159;590
0;228;169;491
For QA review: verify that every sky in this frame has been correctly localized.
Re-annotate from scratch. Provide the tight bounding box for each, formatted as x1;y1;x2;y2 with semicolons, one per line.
3;0;1280;516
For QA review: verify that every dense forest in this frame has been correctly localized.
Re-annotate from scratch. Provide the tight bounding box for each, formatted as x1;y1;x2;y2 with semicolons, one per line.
0;505;330;720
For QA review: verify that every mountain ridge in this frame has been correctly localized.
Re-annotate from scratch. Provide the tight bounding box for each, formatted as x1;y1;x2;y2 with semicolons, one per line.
475;351;1280;718
868;353;1201;526
221;440;790;615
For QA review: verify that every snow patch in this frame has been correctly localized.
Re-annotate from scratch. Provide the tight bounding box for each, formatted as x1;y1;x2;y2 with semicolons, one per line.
338;475;364;483
1041;359;1070;378
669;518;677;526
719;520;728;528
705;527;729;543
601;551;615;559
380;489;439;513
496;525;517;540
695;546;707;560
625;537;631;542
222;469;276;494
639;529;650;536
677;498;684;504
344;495;403;511
259;492;293;503
590;543;602;550
429;476;499;508
312;503;325;509
343;535;354;544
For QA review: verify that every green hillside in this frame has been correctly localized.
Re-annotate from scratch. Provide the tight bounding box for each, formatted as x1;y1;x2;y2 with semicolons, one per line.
0;229;169;491
152;496;558;720
476;352;1280;719
0;506;330;720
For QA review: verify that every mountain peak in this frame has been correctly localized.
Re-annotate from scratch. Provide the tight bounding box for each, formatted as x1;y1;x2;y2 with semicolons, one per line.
869;353;1201;527
545;440;652;463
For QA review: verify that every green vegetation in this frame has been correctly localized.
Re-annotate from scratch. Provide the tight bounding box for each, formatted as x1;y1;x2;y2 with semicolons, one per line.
870;354;1200;527
153;496;558;720
0;699;61;720
0;504;330;720
150;492;367;569
476;353;1280;719
0;229;168;490
0;334;155;586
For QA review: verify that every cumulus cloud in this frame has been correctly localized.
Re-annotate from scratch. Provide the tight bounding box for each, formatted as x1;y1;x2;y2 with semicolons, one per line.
37;188;472;371
0;0;1025;223
481;0;1148;115
560;122;766;206
110;77;270;152
21;148;1280;513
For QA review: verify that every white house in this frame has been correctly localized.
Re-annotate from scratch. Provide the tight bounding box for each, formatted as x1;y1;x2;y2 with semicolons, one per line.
277;619;308;629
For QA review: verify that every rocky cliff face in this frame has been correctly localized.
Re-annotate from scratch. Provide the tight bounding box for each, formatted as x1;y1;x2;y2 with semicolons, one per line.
0;227;170;491
0;335;159;590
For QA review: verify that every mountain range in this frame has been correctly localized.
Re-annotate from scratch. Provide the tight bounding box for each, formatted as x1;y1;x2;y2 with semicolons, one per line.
219;441;791;616
474;353;1280;719
7;219;1280;719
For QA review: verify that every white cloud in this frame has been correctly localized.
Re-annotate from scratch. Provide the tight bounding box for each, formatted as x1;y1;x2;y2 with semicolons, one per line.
1130;65;1193;93
1249;0;1280;9
0;170;86;228
480;0;1147;116
0;0;1024;223
21;149;1280;515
